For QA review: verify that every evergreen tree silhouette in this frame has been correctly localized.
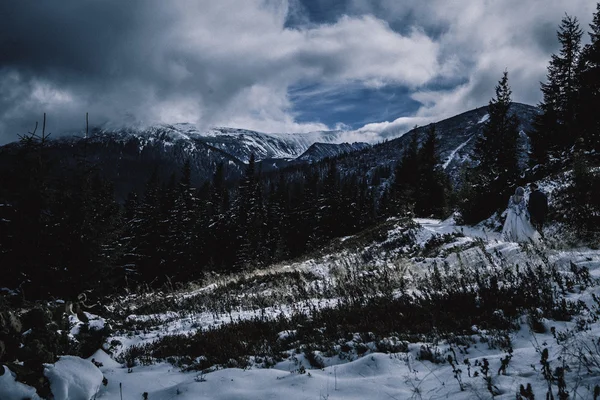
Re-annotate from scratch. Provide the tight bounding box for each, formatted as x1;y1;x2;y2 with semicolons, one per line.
530;14;583;166
459;71;520;224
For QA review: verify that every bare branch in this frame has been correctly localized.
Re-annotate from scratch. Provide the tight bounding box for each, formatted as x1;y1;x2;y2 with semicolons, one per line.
28;121;38;136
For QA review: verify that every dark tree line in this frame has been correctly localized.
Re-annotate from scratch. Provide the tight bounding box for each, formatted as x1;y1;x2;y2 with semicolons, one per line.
117;144;448;287
528;8;600;234
0;115;451;298
529;10;600;166
382;125;450;218
457;5;600;228
0;116;121;300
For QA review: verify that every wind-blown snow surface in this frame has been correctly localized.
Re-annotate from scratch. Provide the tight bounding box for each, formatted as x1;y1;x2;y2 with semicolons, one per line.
89;325;600;400
7;217;600;399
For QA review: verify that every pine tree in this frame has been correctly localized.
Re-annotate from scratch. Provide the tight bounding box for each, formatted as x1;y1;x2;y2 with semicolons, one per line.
57;169;121;296
558;139;600;237
459;71;520;224
126;170;165;284
359;179;377;227
317;159;342;241
530;14;583;166
234;154;265;270
577;3;600;153
266;172;291;262
16;119;55;295
288;168;319;257
415;125;449;218
302;168;322;251
204;163;232;271
339;174;361;233
392;132;419;214
168;160;201;281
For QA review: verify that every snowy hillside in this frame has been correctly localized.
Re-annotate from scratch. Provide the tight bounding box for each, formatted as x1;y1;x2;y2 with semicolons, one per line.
202;127;349;163
334;102;540;185
88;124;354;163
4;208;599;399
296;141;370;162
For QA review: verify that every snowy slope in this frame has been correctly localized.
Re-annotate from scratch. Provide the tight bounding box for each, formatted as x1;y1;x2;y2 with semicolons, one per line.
88;124;354;163
334;102;540;185
202;127;348;163
5;211;600;399
296;141;370;162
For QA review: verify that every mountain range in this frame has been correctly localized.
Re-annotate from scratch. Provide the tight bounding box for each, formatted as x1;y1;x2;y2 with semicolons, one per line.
0;103;540;199
332;102;539;185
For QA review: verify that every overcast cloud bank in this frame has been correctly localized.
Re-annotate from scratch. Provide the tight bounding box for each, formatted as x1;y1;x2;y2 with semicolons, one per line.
0;0;596;144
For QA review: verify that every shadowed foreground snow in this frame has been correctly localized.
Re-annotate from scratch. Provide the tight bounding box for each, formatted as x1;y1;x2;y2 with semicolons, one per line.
2;218;600;399
86;318;599;400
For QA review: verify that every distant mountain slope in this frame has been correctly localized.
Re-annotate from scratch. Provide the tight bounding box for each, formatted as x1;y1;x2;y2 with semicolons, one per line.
0;126;246;201
0;103;540;199
336;102;540;184
297;142;370;162
201;127;347;163
0;124;364;199
88;123;351;163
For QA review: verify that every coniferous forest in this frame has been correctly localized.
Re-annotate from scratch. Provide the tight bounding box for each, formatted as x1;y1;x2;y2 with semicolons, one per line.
0;128;450;300
0;5;599;304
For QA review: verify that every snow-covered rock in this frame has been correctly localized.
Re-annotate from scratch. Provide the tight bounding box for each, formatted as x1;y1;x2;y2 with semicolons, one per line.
44;356;103;400
0;366;40;400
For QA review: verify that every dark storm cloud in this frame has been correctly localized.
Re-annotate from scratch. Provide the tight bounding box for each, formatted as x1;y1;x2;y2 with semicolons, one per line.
0;1;210;140
0;0;446;144
0;0;597;144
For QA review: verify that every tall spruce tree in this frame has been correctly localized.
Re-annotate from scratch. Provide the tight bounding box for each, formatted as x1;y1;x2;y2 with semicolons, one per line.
415;125;448;218
168;160;200;281
318;158;342;240
128;170;165;284
530;14;583;166
391;132;419;214
234;154;266;270
577;4;600;153
459;71;520;224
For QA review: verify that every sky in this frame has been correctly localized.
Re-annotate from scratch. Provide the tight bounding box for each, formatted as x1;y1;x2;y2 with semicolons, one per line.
0;0;597;145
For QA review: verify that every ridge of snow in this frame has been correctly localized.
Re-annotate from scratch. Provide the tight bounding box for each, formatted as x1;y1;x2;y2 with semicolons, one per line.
443;136;473;169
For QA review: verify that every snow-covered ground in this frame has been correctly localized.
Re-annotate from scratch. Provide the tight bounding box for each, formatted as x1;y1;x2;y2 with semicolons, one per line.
81;323;600;399
3;217;600;399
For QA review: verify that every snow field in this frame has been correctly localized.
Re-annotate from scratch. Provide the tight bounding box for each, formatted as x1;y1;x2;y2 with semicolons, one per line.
5;217;600;399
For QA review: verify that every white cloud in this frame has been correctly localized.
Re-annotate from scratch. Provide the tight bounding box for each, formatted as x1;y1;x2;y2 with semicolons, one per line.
0;0;597;144
0;0;447;142
353;0;596;135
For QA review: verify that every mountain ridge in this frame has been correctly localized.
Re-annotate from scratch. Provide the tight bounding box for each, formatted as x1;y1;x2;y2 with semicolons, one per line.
0;102;540;198
332;102;540;185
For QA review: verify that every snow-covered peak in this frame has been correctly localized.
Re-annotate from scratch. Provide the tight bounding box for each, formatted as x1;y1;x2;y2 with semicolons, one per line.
79;124;355;163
